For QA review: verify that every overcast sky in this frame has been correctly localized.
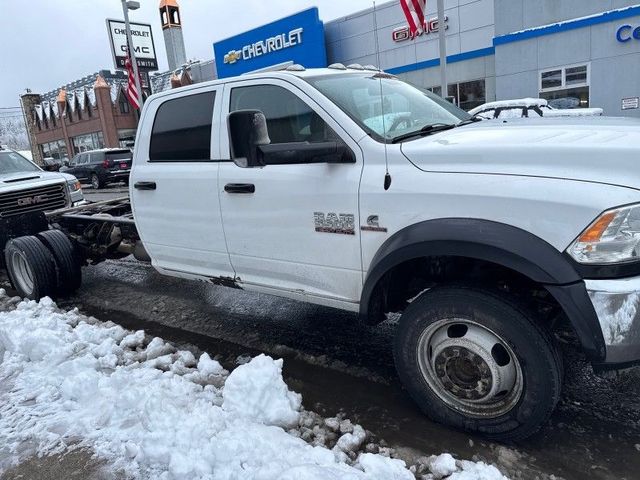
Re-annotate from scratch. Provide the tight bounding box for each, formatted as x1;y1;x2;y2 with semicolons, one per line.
0;0;378;109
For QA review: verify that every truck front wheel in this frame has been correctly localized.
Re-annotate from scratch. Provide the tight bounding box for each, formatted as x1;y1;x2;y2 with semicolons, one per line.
394;285;562;441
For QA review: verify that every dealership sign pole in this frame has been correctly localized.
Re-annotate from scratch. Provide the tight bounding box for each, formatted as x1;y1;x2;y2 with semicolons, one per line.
120;1;144;109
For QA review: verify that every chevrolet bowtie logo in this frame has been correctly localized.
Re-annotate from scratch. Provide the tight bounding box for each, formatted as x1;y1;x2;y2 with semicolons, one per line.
223;50;241;64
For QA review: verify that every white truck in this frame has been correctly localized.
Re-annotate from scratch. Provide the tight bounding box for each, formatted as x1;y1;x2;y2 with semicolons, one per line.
6;65;640;441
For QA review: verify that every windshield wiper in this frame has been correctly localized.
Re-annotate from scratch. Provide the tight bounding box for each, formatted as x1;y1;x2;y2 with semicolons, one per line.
390;123;456;144
456;116;483;127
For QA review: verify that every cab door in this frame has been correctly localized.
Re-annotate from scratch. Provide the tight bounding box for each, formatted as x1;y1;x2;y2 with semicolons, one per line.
218;79;364;306
130;86;234;279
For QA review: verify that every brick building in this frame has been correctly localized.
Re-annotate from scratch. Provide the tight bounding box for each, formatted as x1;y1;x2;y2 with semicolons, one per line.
20;70;138;165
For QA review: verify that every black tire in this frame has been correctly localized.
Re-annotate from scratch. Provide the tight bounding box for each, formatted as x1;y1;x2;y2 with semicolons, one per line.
394;285;562;441
4;236;58;301
36;230;82;296
91;173;102;189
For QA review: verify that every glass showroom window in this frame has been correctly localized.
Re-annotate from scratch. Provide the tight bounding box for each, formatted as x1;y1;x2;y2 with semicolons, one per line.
71;131;104;154
428;79;486;111
118;128;137;148
39;139;68;160
539;64;590;109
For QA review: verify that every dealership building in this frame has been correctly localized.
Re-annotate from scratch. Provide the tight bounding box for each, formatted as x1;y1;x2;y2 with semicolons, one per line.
197;0;640;116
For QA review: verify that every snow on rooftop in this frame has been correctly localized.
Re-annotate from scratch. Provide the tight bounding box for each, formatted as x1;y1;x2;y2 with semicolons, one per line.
500;5;640;38
468;98;547;115
67;91;77;112
110;82;124;103
86;89;96;107
0;293;508;480
33;105;43;122
76;89;87;110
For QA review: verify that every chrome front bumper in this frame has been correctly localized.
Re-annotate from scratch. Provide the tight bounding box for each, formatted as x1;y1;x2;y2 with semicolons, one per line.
585;277;640;364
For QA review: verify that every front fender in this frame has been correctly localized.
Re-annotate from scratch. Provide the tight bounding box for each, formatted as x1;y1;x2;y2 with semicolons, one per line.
360;218;606;360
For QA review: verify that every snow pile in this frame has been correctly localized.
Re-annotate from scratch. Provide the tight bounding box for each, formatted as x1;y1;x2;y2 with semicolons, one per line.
0;292;508;480
223;355;301;428
543;108;603;118
429;453;458;478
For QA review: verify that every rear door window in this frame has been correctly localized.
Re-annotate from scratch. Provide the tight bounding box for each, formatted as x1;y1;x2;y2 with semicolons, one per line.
149;91;216;161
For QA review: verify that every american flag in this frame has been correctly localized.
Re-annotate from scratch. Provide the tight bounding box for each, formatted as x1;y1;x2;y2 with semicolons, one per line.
399;0;427;38
124;50;141;110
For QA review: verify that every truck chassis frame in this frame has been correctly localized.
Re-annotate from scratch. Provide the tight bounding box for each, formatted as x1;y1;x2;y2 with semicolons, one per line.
44;197;141;265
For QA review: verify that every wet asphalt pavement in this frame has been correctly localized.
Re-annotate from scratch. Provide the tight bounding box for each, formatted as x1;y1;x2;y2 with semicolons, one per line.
80;184;129;203
35;256;638;480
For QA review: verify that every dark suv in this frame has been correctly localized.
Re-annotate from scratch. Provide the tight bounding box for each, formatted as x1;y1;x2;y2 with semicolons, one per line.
63;148;132;189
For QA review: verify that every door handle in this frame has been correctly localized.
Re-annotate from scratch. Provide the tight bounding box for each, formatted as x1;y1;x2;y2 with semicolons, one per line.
134;181;157;190
224;183;255;194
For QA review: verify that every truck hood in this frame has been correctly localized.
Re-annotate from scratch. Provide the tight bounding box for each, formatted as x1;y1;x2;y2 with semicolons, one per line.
401;116;640;190
0;171;67;189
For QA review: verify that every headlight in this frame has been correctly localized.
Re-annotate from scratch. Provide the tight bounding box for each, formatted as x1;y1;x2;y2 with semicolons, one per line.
568;204;640;264
67;179;82;192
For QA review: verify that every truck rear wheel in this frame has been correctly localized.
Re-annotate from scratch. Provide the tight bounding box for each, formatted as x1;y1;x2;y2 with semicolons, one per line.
5;236;58;301
394;285;562;441
37;230;82;296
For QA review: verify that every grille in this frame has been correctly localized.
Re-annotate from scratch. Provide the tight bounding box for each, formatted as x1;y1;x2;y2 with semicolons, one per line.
0;183;68;218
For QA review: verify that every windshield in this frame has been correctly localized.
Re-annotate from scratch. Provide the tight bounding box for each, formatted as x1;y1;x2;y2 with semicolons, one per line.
0;151;41;174
305;73;470;142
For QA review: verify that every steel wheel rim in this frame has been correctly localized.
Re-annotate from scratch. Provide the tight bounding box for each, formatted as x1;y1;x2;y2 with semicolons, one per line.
10;250;35;295
91;175;99;189
417;318;523;418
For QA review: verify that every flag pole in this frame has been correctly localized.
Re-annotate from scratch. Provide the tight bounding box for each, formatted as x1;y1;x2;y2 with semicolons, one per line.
436;0;447;100
121;0;144;109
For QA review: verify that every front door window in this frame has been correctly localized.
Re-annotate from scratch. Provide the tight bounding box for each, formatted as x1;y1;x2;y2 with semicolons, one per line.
229;84;339;144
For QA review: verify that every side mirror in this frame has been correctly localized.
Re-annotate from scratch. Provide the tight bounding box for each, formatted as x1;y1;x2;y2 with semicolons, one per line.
228;109;271;168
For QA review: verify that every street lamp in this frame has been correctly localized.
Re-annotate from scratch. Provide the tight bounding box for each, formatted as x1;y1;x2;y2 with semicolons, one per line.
121;0;144;108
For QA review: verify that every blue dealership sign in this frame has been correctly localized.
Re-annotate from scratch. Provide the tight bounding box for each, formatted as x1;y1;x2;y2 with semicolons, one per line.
214;8;327;78
616;24;640;42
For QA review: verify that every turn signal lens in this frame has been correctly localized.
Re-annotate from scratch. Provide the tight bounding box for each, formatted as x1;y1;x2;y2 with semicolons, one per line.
569;204;640;264
67;180;82;192
578;212;616;243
